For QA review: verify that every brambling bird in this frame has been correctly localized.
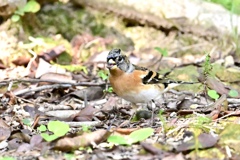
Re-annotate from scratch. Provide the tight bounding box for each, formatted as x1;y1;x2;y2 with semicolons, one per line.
106;49;194;112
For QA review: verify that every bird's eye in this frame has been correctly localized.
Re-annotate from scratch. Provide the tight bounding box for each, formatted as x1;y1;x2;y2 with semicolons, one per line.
118;56;123;62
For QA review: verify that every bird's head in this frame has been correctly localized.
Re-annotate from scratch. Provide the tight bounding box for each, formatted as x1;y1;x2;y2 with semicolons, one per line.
107;49;134;72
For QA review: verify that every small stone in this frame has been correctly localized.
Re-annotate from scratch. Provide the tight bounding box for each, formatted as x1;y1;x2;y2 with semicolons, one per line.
224;56;234;67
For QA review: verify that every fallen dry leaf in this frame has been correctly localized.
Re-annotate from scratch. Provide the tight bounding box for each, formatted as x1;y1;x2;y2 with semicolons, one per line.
101;96;119;111
17;143;32;152
141;142;164;155
40;72;75;84
176;133;218;152
8;138;23;150
67;86;104;101
45;110;79;119
114;128;139;135
70;105;99;122
14;135;44;152
0;118;11;142
30;135;43;147
53;129;111;151
35;58;68;78
38;45;66;62
12;56;31;66
2;91;16;105
10;129;31;143
23;105;45;118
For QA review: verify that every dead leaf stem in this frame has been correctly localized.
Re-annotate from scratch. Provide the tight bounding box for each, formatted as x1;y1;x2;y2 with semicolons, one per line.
4;79;107;96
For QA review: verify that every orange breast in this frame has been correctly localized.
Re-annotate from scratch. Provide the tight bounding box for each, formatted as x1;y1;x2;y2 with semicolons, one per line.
109;68;164;103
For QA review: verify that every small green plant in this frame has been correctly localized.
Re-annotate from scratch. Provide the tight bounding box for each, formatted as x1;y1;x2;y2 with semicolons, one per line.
0;157;15;160
190;116;212;132
154;47;168;57
22;118;31;126
207;89;220;100
64;153;76;160
79;146;93;153
82;125;91;132
228;89;239;97
195;116;212;126
37;121;70;142
188;117;212;154
158;109;167;129
98;70;108;81
98;70;113;93
104;87;113;93
203;53;213;77
37;124;47;132
203;53;220;100
107;128;154;145
11;0;40;22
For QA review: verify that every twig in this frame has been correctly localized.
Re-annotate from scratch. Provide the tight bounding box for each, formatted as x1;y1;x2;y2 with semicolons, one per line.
213;94;227;110
7;81;13;91
27;49;37;72
5;78;107;96
214;111;238;121
1;78;107;87
147;55;163;68
39;121;102;127
13;84;72;96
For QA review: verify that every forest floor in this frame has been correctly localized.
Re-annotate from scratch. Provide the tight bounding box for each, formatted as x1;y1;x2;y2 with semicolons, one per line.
1;1;240;160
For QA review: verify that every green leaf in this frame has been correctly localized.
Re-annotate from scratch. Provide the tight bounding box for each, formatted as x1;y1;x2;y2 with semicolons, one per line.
23;0;40;13
48;121;70;137
40;121;69;142
82;125;90;132
207;90;219;100
203;53;213;76
0;157;15;160
107;135;129;145
98;70;108;80
37;125;47;132
22;118;31;126
15;8;25;16
196;116;212;125
129;128;154;144
64;153;76;160
228;89;239;97
104;87;113;93
41;133;58;142
154;47;168;56
11;15;20;22
107;87;113;93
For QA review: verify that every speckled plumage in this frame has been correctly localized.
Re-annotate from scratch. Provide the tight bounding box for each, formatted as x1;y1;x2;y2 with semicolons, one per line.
106;49;193;109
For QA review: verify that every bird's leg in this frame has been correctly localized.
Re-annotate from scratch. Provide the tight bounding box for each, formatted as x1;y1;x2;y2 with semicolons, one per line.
151;100;156;125
131;103;138;111
128;103;138;122
163;66;176;77
120;100;138;125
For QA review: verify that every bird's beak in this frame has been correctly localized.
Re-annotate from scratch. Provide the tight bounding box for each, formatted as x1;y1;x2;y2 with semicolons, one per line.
107;59;116;69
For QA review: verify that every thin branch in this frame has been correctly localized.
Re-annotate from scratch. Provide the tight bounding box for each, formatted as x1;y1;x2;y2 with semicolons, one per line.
13;84;72;96
4;79;108;96
0;78;107;87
